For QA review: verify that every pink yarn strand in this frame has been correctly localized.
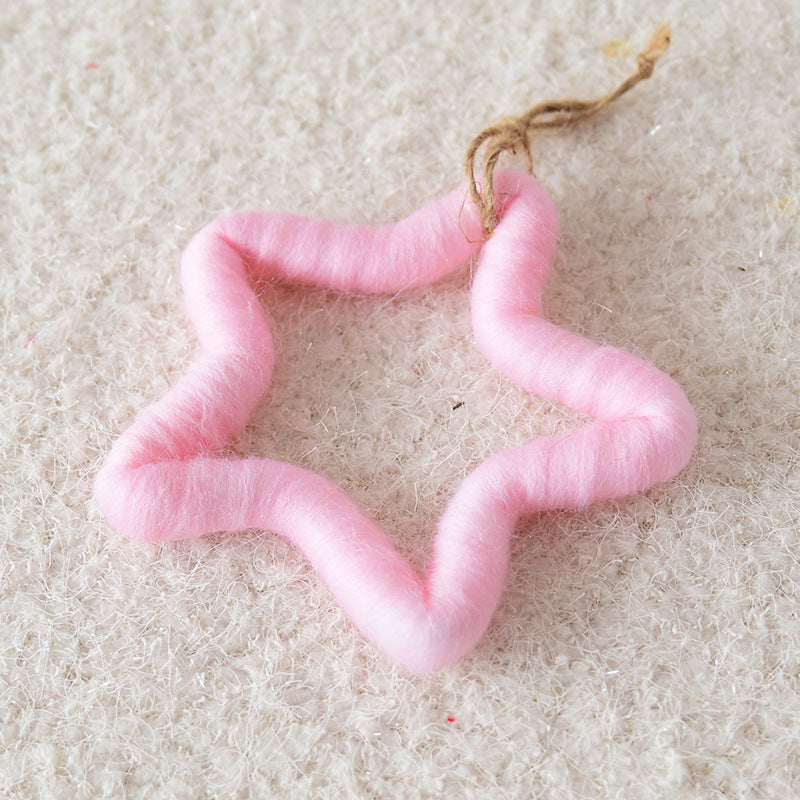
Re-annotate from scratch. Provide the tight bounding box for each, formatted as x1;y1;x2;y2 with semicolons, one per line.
94;168;696;673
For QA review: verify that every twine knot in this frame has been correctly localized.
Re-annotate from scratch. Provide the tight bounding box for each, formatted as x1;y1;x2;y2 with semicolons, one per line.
465;24;672;236
636;54;656;80
636;23;671;80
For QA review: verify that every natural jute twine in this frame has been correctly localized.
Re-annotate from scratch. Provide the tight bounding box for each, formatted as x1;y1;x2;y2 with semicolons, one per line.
465;24;672;236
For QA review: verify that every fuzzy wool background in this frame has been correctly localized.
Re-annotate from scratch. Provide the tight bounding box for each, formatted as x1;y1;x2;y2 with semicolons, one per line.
1;0;798;797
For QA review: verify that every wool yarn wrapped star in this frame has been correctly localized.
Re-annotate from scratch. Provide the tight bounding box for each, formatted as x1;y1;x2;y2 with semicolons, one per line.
94;26;694;674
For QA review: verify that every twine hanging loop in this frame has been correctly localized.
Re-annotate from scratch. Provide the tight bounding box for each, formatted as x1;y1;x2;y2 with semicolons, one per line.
465;24;672;236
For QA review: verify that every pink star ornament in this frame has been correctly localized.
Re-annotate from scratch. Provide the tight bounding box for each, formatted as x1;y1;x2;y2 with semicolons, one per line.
95;168;696;673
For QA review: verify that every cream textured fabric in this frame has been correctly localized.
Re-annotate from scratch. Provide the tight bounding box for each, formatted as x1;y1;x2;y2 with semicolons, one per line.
2;1;798;797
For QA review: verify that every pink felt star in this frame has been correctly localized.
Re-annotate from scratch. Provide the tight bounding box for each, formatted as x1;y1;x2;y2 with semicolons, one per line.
95;168;696;673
